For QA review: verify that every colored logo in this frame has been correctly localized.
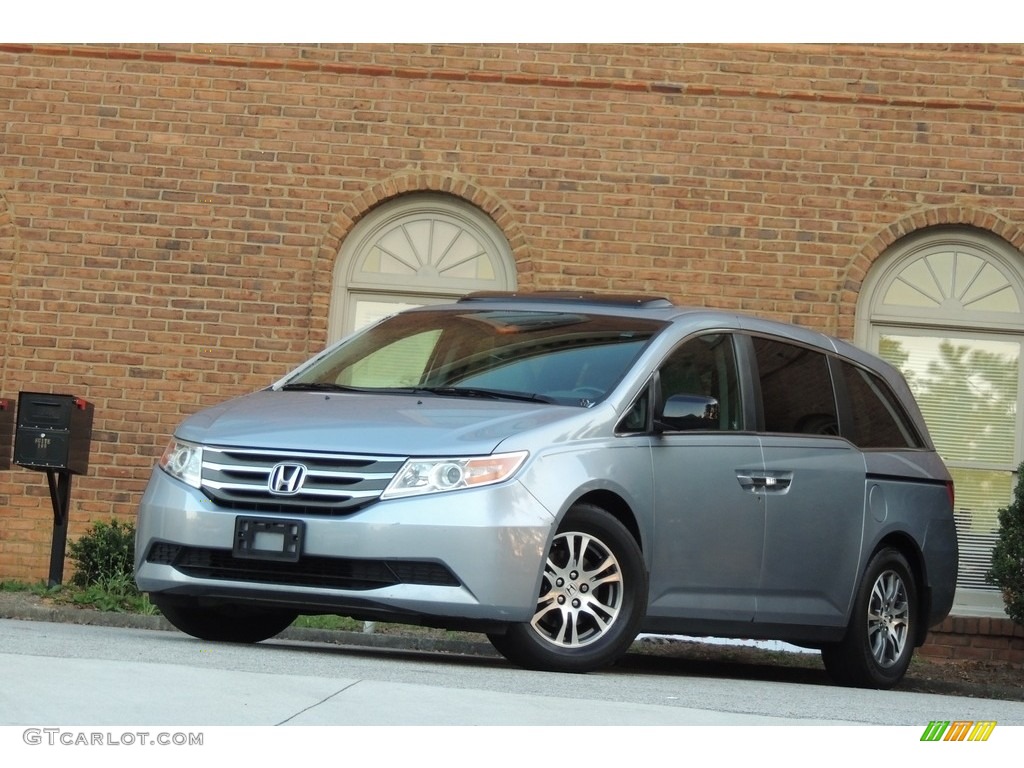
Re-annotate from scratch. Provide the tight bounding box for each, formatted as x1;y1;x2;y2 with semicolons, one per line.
920;721;996;742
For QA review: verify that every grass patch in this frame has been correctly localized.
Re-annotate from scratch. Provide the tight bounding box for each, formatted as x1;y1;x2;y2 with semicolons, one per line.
0;577;156;615
68;573;158;615
293;614;365;631
2;579;36;593
1;579;60;598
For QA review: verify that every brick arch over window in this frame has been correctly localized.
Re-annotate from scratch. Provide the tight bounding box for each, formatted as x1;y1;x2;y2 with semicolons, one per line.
853;221;1024;611
310;175;531;347
328;192;517;341
839;207;1024;339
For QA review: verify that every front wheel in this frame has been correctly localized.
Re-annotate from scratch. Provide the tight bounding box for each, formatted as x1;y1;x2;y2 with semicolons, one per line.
821;548;918;689
488;503;647;673
153;597;297;643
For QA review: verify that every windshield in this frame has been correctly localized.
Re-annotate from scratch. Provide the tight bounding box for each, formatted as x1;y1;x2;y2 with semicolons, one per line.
283;308;666;407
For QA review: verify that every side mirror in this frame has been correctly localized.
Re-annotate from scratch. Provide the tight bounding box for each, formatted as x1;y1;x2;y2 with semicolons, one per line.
655;394;719;432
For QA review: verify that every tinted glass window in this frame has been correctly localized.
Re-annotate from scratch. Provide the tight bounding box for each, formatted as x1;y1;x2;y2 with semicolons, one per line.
286;308;665;407
617;388;649;433
752;336;839;435
839;361;923;448
657;334;741;430
341;329;441;387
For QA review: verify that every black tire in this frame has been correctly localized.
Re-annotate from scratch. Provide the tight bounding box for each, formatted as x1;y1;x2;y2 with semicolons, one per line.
821;548;918;689
487;503;647;673
153;597;297;643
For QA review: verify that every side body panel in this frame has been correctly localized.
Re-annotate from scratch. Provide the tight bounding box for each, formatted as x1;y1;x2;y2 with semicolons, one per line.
645;433;766;622
861;450;958;631
756;436;866;626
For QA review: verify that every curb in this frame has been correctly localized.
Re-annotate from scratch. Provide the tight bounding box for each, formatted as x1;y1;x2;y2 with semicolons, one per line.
0;597;501;658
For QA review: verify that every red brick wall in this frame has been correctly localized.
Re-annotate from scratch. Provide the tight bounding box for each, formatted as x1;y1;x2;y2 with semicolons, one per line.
922;616;1024;665
1;43;1024;581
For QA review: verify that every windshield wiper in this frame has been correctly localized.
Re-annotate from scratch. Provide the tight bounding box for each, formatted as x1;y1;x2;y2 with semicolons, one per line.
409;386;556;404
281;382;556;404
279;382;365;392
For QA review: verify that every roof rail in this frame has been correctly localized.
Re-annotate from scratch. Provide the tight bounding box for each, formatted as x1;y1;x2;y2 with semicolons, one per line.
458;291;674;309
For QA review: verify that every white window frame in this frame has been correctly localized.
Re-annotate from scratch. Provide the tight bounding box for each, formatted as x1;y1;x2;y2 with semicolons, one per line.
856;228;1024;615
328;193;516;343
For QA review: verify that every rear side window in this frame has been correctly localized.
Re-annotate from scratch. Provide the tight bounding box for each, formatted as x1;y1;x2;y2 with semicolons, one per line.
838;361;924;449
752;336;839;435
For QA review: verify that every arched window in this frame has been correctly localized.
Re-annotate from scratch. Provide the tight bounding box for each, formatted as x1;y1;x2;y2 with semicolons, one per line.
328;194;516;342
857;228;1024;612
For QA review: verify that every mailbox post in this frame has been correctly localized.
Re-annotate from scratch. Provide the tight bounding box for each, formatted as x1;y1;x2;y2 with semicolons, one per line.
13;392;94;586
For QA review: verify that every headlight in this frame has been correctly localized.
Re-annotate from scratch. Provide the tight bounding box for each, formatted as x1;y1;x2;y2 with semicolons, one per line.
159;438;203;489
381;451;528;500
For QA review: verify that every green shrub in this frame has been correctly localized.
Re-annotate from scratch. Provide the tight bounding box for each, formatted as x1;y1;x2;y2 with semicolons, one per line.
67;519;136;589
989;463;1024;625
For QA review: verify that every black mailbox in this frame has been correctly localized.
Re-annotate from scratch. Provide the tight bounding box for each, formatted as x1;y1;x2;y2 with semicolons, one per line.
14;392;94;475
0;398;13;471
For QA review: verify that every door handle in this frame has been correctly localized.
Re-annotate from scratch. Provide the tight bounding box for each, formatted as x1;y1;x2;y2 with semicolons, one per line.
736;471;792;493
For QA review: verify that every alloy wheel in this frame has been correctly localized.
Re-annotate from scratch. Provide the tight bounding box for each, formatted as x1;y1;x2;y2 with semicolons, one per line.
866;569;910;669
530;529;624;648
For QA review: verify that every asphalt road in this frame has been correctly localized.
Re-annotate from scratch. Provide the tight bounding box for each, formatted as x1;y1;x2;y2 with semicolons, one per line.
2;617;1024;727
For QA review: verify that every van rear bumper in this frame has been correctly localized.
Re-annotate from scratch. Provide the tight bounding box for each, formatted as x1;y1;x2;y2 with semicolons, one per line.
922;513;959;631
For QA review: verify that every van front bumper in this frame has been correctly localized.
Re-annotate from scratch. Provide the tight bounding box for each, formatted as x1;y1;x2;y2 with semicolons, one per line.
134;468;556;626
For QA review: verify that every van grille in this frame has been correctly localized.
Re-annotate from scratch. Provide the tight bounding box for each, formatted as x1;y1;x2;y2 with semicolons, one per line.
147;543;460;590
199;447;406;515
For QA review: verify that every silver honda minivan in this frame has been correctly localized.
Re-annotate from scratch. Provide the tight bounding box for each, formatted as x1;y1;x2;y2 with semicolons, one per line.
134;292;958;688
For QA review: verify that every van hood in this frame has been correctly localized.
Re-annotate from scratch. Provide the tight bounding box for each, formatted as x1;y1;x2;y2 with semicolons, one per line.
175;389;580;456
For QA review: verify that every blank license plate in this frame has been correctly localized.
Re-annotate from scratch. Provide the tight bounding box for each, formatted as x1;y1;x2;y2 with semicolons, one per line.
233;517;304;562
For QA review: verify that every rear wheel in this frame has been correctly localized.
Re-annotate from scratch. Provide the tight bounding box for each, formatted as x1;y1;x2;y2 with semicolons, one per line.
488;503;647;673
821;548;917;689
153;597;297;643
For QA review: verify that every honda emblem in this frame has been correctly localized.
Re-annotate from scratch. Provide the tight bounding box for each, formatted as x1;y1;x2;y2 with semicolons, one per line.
268;463;308;495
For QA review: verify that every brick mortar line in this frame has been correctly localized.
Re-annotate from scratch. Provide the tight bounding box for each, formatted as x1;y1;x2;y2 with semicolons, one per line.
1;44;1023;114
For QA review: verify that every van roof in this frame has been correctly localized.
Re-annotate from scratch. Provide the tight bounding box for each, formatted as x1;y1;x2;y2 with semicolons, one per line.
458;291;676;310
